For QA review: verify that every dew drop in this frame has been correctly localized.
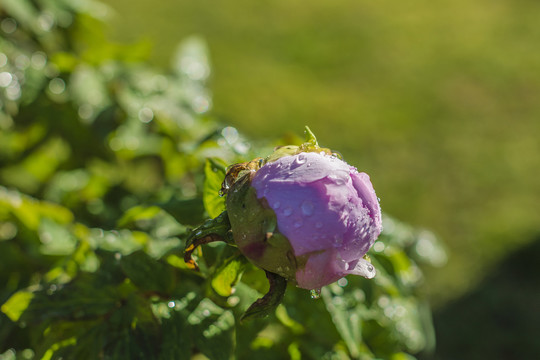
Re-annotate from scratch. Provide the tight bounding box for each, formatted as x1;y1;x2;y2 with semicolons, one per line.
294;220;303;228
328;174;346;186
294;153;307;165
283;207;293;216
168;301;176;308
310;288;321;299
301;200;314;216
273;201;281;209
315;222;323;229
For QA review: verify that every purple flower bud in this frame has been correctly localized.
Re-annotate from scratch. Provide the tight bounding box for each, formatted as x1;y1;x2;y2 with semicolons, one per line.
226;151;382;290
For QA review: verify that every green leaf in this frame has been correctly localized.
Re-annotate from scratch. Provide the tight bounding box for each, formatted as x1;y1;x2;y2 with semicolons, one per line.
87;228;145;255
117;205;162;228
211;252;248;297
161;197;206;227
158;310;192;360
188;299;236;360
321;284;364;358
1;290;34;322
38;218;77;256
203;158;227;218
120;250;175;293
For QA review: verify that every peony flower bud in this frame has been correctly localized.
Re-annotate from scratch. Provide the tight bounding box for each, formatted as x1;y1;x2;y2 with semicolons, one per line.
226;150;382;290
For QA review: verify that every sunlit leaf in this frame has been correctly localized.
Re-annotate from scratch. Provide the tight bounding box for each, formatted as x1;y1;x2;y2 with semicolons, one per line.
1;290;34;322
117;205;162;228
203;158;227;218
39;218;77;256
211;252;247;297
188;298;235;360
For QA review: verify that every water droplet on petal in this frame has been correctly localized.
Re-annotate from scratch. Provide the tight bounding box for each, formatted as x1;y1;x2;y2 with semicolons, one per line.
294;153;307;165
273;201;281;209
328;174;346;186
315;222;323;229
283;207;293;216
347;259;376;279
294;220;303;228
301;200;314;216
367;264;374;272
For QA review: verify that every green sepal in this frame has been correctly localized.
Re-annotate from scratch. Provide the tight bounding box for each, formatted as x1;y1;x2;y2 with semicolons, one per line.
265;126;334;164
225;173;297;282
304;126;318;147
240;271;287;322
184;211;233;270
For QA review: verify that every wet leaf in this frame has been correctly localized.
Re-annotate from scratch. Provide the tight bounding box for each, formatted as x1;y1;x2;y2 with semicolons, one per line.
184;211;232;270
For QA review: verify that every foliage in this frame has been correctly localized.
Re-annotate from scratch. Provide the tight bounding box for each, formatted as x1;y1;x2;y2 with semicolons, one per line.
0;1;445;359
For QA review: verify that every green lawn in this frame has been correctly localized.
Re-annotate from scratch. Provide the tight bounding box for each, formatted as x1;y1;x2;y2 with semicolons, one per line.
102;0;540;306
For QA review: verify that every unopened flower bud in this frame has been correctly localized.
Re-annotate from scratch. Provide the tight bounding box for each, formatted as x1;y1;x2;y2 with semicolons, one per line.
226;150;382;290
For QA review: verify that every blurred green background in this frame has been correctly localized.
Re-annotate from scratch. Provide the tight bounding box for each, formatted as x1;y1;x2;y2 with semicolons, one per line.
102;0;540;306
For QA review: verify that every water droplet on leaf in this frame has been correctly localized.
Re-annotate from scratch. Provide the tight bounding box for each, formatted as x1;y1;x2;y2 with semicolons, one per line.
310;288;321;299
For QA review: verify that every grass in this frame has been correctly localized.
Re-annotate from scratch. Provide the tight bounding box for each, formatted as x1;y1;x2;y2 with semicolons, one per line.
101;0;540;307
